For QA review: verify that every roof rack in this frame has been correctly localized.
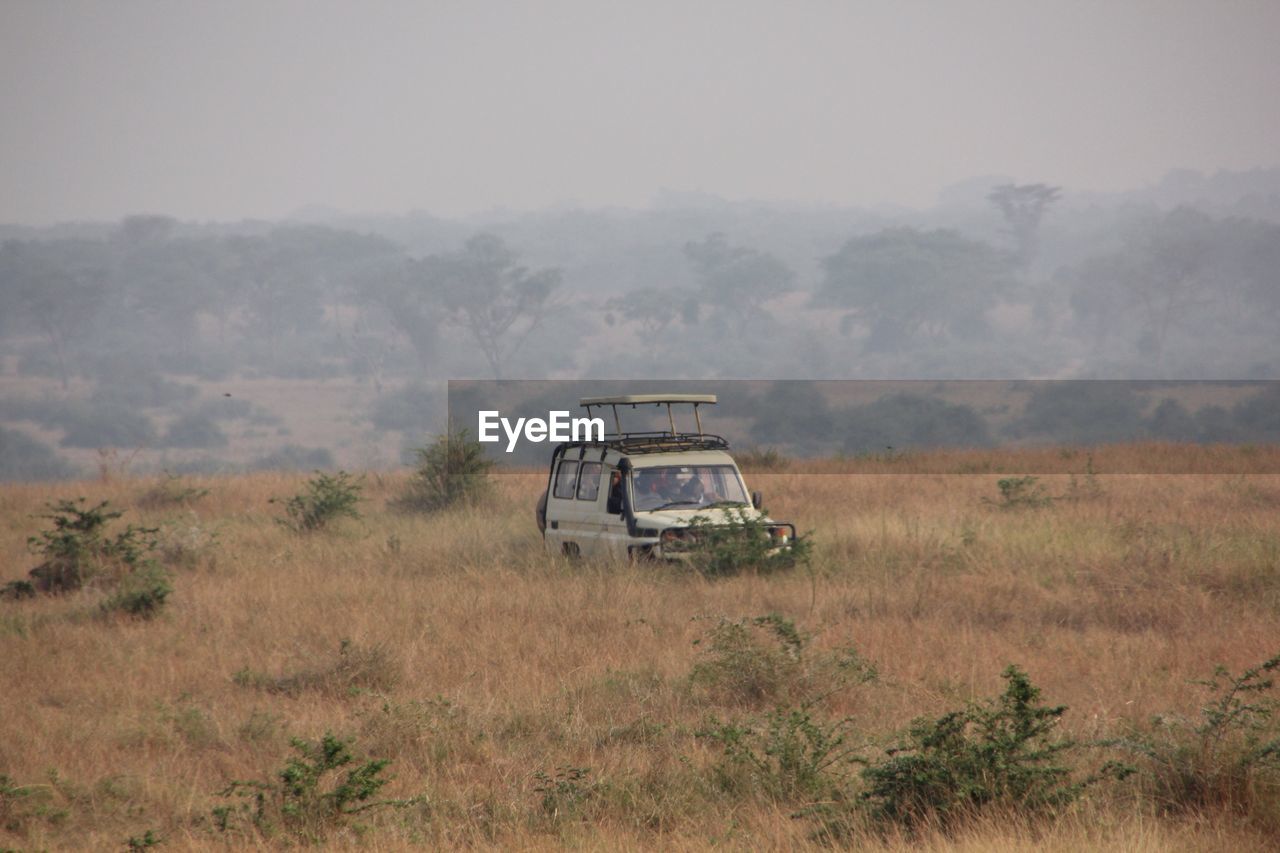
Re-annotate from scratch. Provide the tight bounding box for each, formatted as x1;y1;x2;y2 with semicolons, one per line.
560;431;731;456
580;394;717;436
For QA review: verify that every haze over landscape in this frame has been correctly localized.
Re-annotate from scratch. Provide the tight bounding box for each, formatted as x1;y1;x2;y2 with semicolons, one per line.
2;0;1279;478
5;7;1280;852
3;0;1280;221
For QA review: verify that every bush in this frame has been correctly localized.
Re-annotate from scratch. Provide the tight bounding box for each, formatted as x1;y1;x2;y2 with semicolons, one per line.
859;665;1128;828
11;498;173;618
274;471;363;532
100;563;172;619
690;614;876;708
136;471;210;510
1112;650;1280;823
532;766;597;821
24;499;159;593
987;476;1052;509
395;428;494;512
679;508;810;577
701;709;861;803
125;829;161;850
1;579;36;601
214;732;413;841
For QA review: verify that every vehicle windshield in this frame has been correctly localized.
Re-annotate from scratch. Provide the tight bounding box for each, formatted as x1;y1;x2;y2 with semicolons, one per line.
631;465;749;512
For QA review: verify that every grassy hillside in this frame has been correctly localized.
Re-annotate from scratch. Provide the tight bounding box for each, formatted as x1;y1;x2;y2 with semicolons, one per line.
2;446;1279;849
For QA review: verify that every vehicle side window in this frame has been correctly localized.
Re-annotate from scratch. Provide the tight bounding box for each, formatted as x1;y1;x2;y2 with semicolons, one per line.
576;462;602;501
552;460;578;499
607;468;622;505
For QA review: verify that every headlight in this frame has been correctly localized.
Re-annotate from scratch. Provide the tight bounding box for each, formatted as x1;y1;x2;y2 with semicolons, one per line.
661;528;696;547
767;526;790;544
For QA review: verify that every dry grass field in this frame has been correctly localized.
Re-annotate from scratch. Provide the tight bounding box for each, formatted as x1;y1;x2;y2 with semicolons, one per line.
2;445;1279;850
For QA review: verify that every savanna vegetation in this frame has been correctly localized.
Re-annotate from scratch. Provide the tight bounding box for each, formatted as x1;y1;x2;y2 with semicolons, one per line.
2;444;1278;849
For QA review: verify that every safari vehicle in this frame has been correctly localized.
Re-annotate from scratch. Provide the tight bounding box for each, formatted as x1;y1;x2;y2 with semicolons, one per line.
535;394;797;560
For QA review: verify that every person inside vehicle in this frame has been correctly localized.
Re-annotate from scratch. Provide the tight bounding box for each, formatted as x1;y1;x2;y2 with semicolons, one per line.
634;468;680;509
679;472;711;504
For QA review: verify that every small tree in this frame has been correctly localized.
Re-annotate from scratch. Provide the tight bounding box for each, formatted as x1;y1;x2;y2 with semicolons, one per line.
396;428;495;512
214;732;413;841
26;499;158;593
418;234;560;378
816;228;1015;352
987;183;1062;268
275;471;363;532
860;665;1127;827
683;232;794;334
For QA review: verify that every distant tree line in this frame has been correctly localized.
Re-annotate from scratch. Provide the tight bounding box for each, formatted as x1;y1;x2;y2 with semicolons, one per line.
3;174;1280;478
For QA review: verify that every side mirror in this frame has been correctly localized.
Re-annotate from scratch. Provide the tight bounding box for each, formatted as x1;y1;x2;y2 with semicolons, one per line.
607;493;623;514
751;490;763;509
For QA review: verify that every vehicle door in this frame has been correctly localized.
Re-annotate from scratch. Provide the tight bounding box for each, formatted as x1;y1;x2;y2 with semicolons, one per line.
544;456;582;555
571;460;607;556
599;465;632;559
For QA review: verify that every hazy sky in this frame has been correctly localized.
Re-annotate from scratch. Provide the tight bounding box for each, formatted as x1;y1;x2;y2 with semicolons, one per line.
2;0;1278;223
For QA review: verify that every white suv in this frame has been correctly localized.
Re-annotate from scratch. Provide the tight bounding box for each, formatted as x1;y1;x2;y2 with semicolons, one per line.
535;394;796;560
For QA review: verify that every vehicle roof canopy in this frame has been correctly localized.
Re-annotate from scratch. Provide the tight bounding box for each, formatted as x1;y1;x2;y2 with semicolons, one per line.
579;393;717;438
626;449;739;469
578;394;716;406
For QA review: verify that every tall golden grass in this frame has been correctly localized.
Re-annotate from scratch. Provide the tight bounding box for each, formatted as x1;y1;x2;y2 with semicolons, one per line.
1;445;1278;849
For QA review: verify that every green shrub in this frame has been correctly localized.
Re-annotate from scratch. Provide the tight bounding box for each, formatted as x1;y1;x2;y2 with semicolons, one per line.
100;563;172;619
987;476;1052;509
214;732;413;841
11;498;174;618
24;499;160;593
689;614;876;708
0;772;59;835
701;709;861;803
1;579;36;601
1112;650;1280;823
274;471;363;532
859;665;1127;828
532;766;596;821
1063;454;1105;501
395;428;494;512
137;471;210;510
680;508;810;577
125;828;161;850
